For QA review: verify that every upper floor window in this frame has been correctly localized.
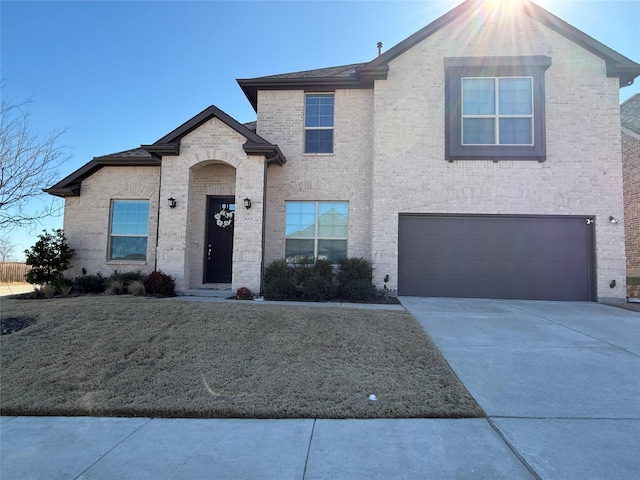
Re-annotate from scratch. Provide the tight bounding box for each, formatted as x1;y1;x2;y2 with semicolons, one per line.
446;56;551;162
305;94;334;153
462;77;533;146
109;200;149;261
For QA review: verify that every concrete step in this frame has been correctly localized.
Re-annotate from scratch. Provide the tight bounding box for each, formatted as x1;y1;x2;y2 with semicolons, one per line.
177;289;233;298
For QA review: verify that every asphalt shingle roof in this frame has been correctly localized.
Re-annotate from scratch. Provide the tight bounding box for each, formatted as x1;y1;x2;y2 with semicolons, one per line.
621;94;640;135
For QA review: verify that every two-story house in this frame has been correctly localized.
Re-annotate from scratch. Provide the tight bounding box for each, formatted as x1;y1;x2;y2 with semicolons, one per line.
46;0;640;302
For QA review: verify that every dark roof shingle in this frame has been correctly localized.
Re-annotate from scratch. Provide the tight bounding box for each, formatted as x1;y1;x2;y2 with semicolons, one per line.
621;94;640;135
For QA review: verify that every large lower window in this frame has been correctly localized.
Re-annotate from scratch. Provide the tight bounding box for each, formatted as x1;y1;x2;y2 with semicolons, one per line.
305;94;334;153
285;201;348;263
109;200;149;261
445;56;551;161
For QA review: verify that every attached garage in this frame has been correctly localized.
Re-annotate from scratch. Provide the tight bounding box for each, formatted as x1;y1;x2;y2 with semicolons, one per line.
398;215;596;301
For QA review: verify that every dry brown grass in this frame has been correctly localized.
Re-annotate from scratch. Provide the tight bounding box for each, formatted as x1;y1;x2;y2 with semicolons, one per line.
0;296;483;419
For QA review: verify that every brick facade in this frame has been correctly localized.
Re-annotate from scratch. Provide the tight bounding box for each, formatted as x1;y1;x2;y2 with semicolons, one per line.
55;1;634;302
622;130;640;276
63;166;160;278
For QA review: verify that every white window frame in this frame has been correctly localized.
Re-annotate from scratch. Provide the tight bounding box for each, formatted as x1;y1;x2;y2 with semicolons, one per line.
304;93;334;154
108;199;150;262
461;76;534;146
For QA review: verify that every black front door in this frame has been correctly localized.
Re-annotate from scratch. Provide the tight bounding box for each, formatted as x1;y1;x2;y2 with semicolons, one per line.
204;196;235;283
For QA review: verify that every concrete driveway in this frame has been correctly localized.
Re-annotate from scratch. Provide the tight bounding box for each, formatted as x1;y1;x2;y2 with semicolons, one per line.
401;297;640;479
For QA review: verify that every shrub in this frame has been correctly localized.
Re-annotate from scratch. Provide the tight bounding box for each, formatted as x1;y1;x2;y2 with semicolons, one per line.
340;279;377;302
337;257;373;285
143;271;176;296
72;273;105;294
263;260;296;300
127;280;146;296
337;257;376;302
301;259;335;302
105;279;125;295
41;283;57;298
302;273;334;302
24;229;75;285
58;283;72;297
236;286;253;300
110;270;144;284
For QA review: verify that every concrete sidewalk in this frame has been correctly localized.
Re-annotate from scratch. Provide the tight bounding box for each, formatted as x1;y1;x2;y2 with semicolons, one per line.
1;297;639;479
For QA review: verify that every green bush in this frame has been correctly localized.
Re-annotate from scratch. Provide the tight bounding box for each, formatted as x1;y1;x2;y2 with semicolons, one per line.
301;259;335;302
337;257;373;284
263;260;296;300
105;279;125;295
337;257;376;302
109;270;144;284
302;273;334;302
24;229;75;285
143;271;176;296
340;279;377;302
71;273;106;294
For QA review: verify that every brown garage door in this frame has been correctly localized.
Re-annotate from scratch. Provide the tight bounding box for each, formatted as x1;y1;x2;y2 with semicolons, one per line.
398;215;596;301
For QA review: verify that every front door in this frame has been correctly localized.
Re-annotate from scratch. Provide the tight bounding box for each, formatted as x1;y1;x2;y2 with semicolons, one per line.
204;196;235;283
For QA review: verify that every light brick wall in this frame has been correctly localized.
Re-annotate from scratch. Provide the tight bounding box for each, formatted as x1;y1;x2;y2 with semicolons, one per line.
62;166;160;278
258;89;374;267
155;118;266;292
369;11;626;301
622;130;640;276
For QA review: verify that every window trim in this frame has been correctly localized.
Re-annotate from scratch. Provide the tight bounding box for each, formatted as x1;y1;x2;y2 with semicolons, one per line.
304;93;335;154
445;56;551;162
108;199;150;262
285;201;348;264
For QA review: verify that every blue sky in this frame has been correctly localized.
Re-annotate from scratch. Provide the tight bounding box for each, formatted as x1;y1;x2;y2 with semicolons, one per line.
2;0;639;260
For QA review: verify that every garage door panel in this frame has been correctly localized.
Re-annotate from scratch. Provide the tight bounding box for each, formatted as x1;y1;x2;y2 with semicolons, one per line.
398;215;595;301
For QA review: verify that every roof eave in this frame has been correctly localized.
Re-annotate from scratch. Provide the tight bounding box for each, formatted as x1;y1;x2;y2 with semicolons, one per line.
44;156;161;198
237;76;369;112
608;64;640;88
243;141;287;166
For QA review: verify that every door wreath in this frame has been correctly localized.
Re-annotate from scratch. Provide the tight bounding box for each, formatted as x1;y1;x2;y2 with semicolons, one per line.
214;209;234;228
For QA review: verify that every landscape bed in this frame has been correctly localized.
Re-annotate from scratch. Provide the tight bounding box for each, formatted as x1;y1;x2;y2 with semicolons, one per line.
0;296;483;419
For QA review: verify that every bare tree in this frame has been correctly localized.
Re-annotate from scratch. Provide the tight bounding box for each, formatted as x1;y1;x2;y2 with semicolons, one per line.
0;92;68;231
0;234;16;261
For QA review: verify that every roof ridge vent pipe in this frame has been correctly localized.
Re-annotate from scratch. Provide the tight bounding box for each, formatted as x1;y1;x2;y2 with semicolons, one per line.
377;42;383;56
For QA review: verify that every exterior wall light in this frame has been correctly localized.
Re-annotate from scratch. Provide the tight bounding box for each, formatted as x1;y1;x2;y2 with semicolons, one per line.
243;198;251;209
168;197;177;209
609;216;619;224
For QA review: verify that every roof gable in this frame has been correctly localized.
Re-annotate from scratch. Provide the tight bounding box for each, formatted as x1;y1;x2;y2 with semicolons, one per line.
141;105;286;165
44;148;160;197
238;0;640;111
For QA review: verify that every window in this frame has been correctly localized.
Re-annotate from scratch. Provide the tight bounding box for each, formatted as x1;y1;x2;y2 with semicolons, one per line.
109;200;149;261
445;56;551;161
285;201;348;263
305;94;334;153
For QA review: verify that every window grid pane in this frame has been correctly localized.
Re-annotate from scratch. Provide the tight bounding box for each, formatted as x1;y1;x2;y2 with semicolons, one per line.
285;201;348;263
305;94;334;153
462;76;533;146
462;78;495;115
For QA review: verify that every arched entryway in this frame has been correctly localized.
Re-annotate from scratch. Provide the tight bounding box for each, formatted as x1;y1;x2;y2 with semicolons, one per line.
186;161;236;288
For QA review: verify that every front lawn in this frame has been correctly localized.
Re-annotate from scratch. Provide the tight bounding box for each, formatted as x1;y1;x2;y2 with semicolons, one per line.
0;296;483;419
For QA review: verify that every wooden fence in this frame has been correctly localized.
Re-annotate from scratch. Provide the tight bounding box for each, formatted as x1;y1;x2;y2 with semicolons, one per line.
0;262;31;283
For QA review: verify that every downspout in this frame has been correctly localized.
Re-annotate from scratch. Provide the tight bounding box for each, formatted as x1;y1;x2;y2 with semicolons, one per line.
154;157;163;271
260;158;268;294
